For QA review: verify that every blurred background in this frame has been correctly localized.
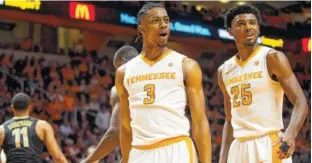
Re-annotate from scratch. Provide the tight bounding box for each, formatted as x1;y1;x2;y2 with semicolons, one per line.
0;1;310;163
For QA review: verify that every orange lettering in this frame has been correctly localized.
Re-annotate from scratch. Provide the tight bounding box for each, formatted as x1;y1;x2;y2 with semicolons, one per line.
239;75;244;82
148;73;153;80
258;71;263;78
243;74;248;81
165;72;170;79
135;75;142;82
253;72;258;79
248;73;253;80
131;77;135;84
142;74;148;81
170;72;176;79
159;73;165;79
127;78;131;85
153;73;159;80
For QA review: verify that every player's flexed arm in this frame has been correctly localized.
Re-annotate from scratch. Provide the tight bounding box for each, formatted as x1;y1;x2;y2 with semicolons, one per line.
115;65;132;163
183;58;211;163
217;66;234;163
267;50;308;159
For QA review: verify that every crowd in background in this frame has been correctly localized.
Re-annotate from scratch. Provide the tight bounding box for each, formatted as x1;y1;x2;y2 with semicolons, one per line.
101;1;310;29
0;41;310;162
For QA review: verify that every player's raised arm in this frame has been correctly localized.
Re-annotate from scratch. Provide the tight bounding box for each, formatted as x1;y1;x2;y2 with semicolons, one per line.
83;87;120;162
115;65;132;163
183;58;211;163
37;120;67;163
267;50;308;159
217;66;234;163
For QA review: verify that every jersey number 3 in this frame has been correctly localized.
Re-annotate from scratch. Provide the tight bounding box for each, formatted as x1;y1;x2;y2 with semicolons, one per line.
144;84;155;104
231;84;252;107
12;127;29;148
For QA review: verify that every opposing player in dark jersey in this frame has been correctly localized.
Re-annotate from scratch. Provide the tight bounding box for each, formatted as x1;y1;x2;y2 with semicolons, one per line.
82;46;138;163
0;93;67;163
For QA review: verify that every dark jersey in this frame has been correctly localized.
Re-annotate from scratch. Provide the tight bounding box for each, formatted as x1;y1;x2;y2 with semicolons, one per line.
2;117;43;163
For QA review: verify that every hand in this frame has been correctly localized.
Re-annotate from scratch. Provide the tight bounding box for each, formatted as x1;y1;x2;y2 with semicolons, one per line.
273;132;296;160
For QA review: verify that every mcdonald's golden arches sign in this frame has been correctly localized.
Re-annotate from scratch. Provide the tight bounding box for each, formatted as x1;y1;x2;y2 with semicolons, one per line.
69;2;95;21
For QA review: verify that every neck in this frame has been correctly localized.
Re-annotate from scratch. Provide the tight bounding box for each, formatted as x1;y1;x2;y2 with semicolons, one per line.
142;43;169;61
236;43;260;61
14;111;29;118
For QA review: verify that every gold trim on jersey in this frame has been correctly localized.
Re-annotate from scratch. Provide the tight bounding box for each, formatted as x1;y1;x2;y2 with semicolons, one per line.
185;136;194;163
140;49;173;66
234;46;262;68
270;133;282;163
236;130;280;142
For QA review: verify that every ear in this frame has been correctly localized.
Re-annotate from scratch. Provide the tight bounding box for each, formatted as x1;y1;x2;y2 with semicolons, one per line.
227;28;233;36
138;25;145;36
121;57;126;64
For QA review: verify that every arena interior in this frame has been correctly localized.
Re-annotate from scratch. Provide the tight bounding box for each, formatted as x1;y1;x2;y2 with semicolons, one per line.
0;1;310;163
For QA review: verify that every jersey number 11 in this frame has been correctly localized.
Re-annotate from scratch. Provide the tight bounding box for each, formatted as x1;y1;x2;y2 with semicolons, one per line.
12;127;29;148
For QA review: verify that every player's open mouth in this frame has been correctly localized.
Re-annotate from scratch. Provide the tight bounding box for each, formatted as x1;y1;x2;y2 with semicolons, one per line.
159;32;168;38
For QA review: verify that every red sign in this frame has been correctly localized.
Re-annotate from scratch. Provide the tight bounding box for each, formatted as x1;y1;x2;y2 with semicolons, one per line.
302;38;311;52
69;2;95;21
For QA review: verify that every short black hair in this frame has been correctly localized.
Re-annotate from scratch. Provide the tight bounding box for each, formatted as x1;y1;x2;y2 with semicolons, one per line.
136;2;166;40
137;2;165;25
11;92;31;111
224;4;261;29
113;45;138;65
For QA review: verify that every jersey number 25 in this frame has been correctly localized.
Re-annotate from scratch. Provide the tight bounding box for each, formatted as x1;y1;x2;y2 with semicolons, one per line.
231;83;252;107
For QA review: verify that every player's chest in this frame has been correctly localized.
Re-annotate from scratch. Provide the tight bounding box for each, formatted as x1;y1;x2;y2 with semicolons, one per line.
125;64;184;92
224;61;268;94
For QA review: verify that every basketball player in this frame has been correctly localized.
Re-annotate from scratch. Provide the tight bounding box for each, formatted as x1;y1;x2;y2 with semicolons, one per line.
115;3;211;163
82;46;139;163
218;4;308;163
0;93;67;163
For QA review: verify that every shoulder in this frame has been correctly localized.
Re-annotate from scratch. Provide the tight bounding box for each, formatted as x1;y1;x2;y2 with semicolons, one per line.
266;49;286;62
182;57;200;69
36;120;52;131
182;57;202;79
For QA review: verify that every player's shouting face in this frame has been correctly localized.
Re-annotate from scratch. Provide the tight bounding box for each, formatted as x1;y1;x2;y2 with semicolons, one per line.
139;7;170;48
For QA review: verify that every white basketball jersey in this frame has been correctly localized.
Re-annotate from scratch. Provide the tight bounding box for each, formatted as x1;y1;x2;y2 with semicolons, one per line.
222;46;284;138
124;49;190;146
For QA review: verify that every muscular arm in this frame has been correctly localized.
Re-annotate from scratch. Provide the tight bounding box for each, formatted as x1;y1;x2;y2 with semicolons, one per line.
183;58;211;163
115;66;132;163
267;51;308;137
37;121;67;163
217;66;234;163
85;87;120;162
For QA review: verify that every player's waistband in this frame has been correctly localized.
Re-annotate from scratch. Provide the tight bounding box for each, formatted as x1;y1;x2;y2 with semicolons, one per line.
132;135;191;150
236;130;280;142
